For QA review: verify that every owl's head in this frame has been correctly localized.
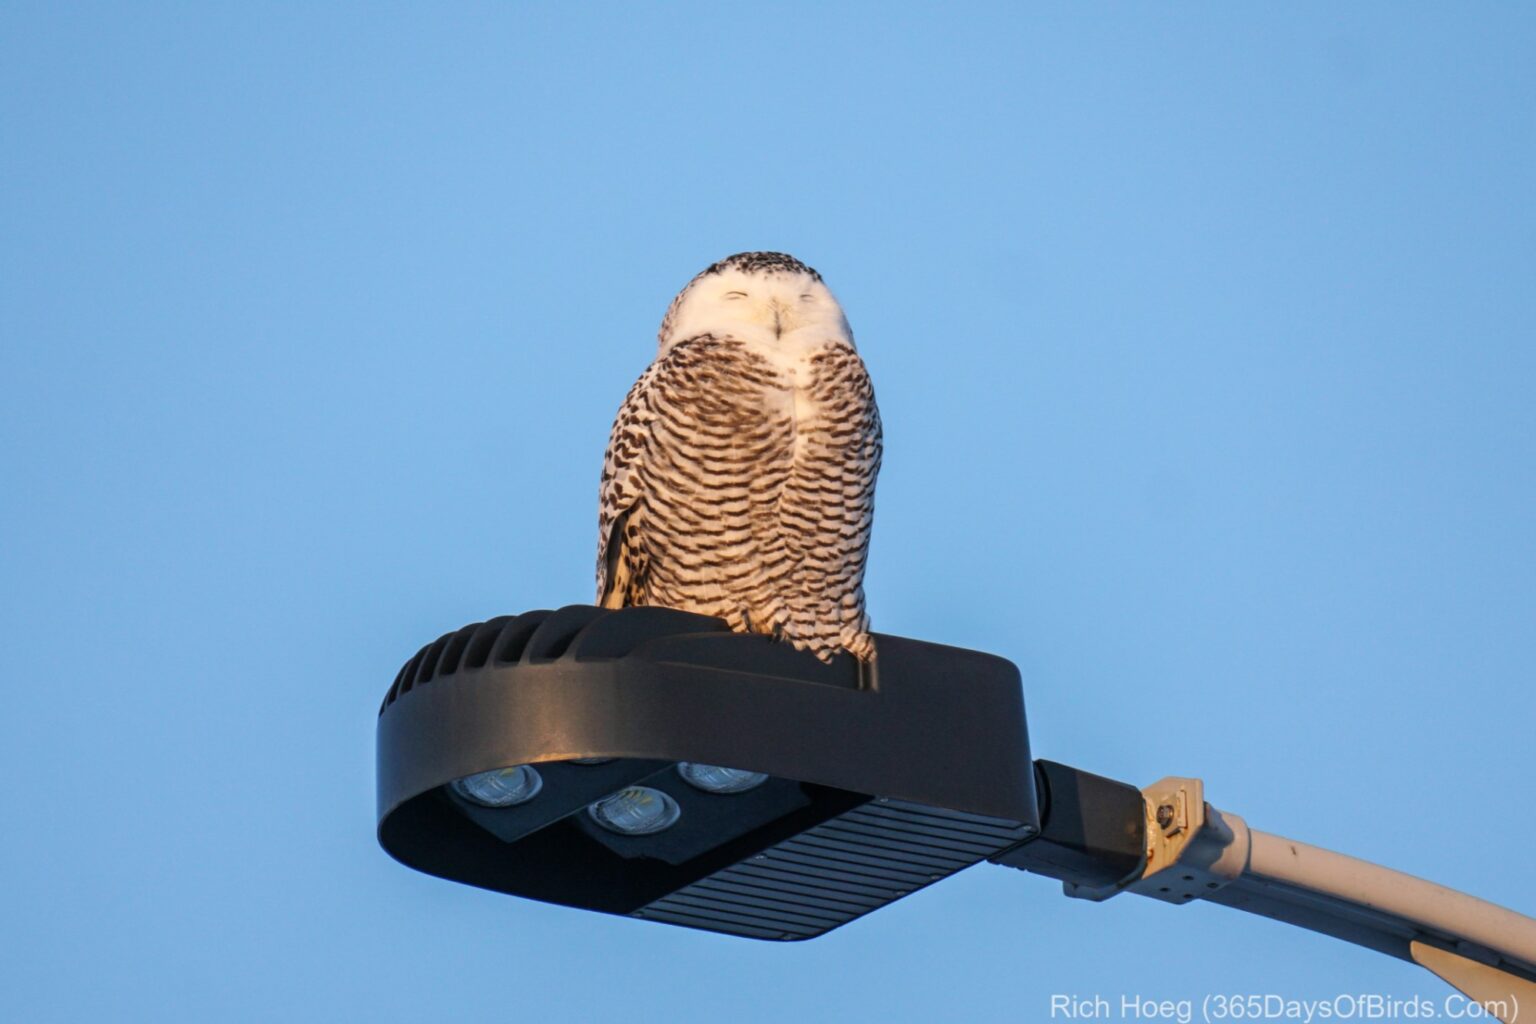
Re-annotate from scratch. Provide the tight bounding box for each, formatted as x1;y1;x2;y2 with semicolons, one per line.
658;252;853;354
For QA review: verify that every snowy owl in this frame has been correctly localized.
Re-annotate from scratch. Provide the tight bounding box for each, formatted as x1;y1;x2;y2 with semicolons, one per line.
596;252;882;662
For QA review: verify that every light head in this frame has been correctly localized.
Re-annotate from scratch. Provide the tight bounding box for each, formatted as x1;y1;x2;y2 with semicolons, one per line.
659;251;853;354
377;606;1040;940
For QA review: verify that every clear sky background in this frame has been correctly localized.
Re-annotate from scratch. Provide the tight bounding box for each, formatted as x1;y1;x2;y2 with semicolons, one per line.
3;4;1533;1022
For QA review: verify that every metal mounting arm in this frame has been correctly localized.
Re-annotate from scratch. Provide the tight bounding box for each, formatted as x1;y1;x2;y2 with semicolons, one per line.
996;767;1536;1024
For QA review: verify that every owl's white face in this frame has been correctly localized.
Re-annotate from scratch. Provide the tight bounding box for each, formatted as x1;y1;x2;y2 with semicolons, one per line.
661;265;853;356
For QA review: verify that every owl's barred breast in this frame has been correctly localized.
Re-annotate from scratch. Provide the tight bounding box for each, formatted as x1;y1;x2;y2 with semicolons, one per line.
601;335;879;662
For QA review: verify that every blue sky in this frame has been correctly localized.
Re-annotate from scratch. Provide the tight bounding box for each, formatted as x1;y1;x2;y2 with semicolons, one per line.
2;4;1533;1022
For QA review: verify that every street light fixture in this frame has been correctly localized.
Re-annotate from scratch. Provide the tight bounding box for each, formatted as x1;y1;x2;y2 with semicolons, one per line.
378;606;1536;1018
377;605;1038;940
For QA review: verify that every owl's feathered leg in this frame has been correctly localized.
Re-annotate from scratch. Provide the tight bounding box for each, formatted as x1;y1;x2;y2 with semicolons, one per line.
842;630;877;663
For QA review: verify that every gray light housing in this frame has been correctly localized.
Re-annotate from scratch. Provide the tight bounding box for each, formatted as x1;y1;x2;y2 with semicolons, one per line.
377;605;1040;940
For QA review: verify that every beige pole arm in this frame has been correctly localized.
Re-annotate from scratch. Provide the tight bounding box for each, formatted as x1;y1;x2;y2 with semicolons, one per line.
1062;776;1536;1024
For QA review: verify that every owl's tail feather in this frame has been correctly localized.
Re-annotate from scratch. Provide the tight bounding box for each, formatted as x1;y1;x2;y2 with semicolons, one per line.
597;509;633;608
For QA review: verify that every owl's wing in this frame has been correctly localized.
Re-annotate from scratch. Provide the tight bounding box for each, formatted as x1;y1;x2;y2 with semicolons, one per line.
595;359;662;606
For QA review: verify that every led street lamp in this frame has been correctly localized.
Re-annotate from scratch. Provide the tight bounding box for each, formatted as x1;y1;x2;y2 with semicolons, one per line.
377;605;1536;1019
376;605;1039;940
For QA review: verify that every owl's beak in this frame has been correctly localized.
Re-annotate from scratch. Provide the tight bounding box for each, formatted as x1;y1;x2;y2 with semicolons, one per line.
767;298;788;339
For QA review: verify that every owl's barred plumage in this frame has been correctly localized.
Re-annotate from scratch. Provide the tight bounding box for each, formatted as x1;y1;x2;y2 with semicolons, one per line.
596;253;882;662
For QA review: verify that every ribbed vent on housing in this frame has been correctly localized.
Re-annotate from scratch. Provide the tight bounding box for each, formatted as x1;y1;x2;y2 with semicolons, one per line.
378;607;737;716
636;799;1034;940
